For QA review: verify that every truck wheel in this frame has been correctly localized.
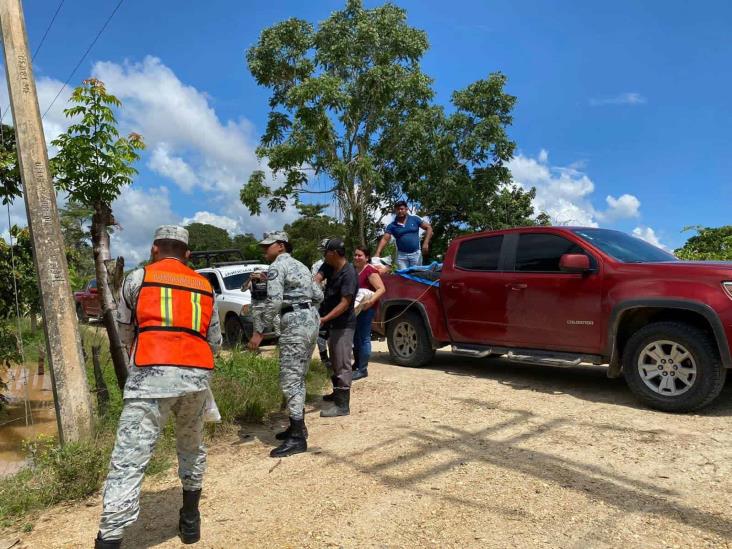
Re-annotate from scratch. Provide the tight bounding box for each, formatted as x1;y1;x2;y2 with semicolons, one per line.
76;303;88;324
622;321;726;413
224;315;244;348
386;311;435;367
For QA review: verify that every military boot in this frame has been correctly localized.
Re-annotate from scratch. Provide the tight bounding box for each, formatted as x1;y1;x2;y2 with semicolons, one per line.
320;389;350;417
275;411;309;440
270;417;307;458
323;375;338;401
94;533;121;549
178;489;202;544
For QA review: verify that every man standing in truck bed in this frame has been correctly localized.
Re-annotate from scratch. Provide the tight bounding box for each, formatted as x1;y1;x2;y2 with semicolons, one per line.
375;200;433;270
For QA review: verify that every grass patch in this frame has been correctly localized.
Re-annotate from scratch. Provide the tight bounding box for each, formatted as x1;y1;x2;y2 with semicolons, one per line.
0;330;329;526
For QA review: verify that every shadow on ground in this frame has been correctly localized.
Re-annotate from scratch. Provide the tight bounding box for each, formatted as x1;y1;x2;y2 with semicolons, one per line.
318;397;732;540
124;486;180;548
371;349;732;416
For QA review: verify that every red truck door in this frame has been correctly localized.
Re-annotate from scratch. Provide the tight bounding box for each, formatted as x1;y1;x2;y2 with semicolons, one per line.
506;233;603;353
441;234;517;345
86;279;101;317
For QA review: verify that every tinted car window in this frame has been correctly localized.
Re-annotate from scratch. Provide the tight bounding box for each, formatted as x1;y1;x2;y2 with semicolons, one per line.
572;228;677;263
516;234;585;272
88;279;97;289
203;273;222;293
224;272;252;290
456;236;503;271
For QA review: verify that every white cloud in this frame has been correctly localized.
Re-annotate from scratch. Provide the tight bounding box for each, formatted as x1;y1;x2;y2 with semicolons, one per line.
148;144;199;193
509;150;642;227
111;186;177;265
182;211;239;234
602;194;641;220
589;92;647;106
633;226;670;251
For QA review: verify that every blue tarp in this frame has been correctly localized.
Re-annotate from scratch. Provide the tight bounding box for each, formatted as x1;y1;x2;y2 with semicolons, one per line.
394;262;442;287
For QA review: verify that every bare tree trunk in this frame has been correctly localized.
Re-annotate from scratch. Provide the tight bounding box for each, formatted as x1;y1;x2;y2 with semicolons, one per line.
91;203;128;391
91;344;109;417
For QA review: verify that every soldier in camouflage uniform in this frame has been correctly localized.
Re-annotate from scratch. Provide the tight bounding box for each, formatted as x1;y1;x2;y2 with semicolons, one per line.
247;231;321;457
95;226;222;549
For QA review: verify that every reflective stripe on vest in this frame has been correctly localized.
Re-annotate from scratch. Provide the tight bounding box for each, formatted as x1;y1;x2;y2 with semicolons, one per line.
133;258;215;369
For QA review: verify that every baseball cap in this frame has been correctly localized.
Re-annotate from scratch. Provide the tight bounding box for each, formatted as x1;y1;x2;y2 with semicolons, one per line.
325;238;345;254
154;225;189;245
259;231;289;245
318;237;331;252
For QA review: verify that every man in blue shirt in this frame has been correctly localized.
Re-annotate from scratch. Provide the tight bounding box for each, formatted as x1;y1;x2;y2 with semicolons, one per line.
375;200;433;270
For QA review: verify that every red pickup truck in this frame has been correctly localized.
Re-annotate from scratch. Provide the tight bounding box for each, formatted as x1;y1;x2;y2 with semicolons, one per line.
74;279;101;322
373;227;732;412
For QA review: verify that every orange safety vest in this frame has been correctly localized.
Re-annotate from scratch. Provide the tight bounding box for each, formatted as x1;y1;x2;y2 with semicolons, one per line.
133;258;215;369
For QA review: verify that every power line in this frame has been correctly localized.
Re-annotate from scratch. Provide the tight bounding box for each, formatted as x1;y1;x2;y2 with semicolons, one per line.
0;0;66;127
41;0;125;120
31;0;65;61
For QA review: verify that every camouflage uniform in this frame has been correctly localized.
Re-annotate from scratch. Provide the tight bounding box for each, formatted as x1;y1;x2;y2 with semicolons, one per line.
254;252;321;421
98;262;222;541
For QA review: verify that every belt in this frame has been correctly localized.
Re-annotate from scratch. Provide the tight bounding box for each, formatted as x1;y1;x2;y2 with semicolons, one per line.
281;302;311;314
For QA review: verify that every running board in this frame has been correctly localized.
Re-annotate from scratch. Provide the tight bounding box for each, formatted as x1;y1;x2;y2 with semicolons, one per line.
451;344;603;367
506;351;581;368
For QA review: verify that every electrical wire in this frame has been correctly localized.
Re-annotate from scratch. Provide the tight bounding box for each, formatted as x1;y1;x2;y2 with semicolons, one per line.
41;0;125;120
31;0;65;61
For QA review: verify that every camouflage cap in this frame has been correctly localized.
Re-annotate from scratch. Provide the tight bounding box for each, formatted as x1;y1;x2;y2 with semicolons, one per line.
153;225;189;245
259;231;289;245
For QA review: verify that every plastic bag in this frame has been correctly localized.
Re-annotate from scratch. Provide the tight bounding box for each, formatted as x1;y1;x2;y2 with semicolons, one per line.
203;387;221;423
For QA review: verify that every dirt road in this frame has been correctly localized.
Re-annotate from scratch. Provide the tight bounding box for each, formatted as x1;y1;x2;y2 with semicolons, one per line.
9;341;732;548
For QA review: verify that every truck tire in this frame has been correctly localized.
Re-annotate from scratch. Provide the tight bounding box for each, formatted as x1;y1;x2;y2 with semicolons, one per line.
622;321;726;413
224;314;245;348
386;311;435;367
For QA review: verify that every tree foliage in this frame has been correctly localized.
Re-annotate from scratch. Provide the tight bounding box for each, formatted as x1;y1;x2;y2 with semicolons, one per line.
59;200;96;290
242;1;544;252
0;123;21;206
186;222;233;253
283;203;346;267
241;0;434;248
51;78;145;390
0;226;40;320
674;226;732;261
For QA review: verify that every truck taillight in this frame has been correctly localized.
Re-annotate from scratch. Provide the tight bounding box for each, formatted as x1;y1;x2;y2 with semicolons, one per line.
723;282;732;299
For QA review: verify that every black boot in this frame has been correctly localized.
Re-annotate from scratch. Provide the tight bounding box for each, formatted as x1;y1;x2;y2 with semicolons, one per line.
178;489;201;544
275;411;309;440
270;417;307;458
323;375;338;401
94;532;121;549
320;389;350;417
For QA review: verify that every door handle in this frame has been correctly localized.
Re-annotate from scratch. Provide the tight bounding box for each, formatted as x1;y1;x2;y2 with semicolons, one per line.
447;282;464;290
506;283;527;291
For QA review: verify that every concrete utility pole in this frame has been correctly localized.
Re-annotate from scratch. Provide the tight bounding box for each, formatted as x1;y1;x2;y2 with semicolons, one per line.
0;0;93;443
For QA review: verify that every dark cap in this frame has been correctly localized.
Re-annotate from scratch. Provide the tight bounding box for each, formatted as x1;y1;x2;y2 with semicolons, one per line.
325;238;345;254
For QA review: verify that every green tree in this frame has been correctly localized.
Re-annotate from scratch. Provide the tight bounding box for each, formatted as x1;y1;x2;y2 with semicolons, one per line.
675;226;732;261
284;203;346;267
232;233;262;261
0;123;21;205
241;0;434;249
59;200;96;290
0;226;40;323
51;78;145;389
384;75;548;256
186;222;233;252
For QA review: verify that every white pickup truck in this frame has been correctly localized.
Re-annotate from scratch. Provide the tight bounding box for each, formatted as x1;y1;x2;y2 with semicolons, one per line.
192;250;276;346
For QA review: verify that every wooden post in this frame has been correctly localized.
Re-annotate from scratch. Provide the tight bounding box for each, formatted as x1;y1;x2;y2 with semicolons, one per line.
0;0;93;443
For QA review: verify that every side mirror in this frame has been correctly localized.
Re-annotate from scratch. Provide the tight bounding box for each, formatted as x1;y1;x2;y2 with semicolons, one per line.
559;254;591;273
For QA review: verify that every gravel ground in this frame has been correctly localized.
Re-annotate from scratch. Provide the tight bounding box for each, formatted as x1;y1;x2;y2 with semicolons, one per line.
6;341;732;548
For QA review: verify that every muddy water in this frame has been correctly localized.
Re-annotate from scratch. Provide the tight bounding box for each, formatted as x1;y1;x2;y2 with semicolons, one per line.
0;364;57;476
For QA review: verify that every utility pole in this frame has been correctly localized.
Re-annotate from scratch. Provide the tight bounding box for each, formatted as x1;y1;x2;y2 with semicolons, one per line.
0;0;93;443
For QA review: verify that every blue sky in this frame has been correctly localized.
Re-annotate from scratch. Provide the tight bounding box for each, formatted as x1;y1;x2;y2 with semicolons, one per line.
2;0;730;262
